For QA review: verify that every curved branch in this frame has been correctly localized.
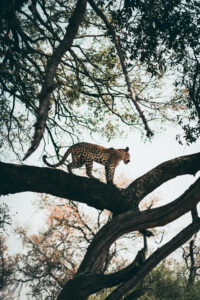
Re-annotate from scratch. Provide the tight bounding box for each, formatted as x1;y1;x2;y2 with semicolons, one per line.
57;248;146;299
23;0;88;161
78;177;200;275
125;152;200;207
57;183;200;300
1;152;200;213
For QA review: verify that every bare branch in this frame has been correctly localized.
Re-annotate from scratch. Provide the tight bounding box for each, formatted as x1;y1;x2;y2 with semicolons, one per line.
192;207;199;222
125;152;200;206
57;248;146;300
56;200;200;299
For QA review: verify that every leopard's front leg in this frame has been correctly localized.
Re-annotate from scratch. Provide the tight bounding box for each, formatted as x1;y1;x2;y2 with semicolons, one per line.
105;165;116;186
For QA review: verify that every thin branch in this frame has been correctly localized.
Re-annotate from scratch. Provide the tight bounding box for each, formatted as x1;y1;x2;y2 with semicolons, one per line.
88;0;153;137
69;49;133;126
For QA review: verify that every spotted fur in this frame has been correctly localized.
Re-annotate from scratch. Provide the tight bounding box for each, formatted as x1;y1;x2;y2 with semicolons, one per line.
42;142;130;185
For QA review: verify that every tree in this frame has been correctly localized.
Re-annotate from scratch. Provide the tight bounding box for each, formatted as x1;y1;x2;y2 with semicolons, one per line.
0;235;18;299
1;0;200;299
1;153;200;299
131;262;200;300
182;234;200;286
0;203;11;230
11;199;135;299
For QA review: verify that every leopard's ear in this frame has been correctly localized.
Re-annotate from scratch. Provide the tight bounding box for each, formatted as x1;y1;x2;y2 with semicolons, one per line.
125;147;129;152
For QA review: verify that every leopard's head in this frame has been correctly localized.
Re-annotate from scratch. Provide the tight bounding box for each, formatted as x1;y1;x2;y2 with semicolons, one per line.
122;147;130;164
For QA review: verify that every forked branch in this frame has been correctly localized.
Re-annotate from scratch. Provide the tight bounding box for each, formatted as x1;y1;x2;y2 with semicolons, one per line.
56;178;200;299
77;177;200;275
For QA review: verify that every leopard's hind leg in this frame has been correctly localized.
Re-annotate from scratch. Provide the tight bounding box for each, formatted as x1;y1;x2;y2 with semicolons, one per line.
85;161;99;181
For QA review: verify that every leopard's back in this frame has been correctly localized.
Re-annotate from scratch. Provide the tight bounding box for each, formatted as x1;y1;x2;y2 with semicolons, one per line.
70;142;111;165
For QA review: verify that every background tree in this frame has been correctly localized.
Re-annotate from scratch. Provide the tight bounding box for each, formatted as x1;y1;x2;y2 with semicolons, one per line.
0;0;200;299
182;234;200;286
133;262;200;300
0;235;18;299
0;203;11;230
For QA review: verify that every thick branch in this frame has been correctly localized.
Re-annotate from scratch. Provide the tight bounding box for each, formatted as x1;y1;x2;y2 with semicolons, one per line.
56;192;200;300
57;248;145;299
125;152;200;207
78;177;200;275
1;152;200;213
1;154;200;299
88;0;153;137
23;0;88;161
0;162;122;213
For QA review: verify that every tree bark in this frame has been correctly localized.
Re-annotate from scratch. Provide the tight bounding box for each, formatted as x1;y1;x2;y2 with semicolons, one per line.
1;151;200;299
1;152;199;213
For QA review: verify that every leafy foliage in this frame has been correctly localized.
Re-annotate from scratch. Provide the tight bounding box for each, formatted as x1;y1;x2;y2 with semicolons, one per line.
0;0;199;160
0;236;18;292
137;263;200;300
104;0;200;143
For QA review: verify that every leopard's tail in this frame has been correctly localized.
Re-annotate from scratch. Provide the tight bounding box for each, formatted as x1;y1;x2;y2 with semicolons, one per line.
42;148;71;168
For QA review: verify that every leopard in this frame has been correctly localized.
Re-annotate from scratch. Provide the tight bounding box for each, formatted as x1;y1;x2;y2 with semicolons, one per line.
42;142;130;185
